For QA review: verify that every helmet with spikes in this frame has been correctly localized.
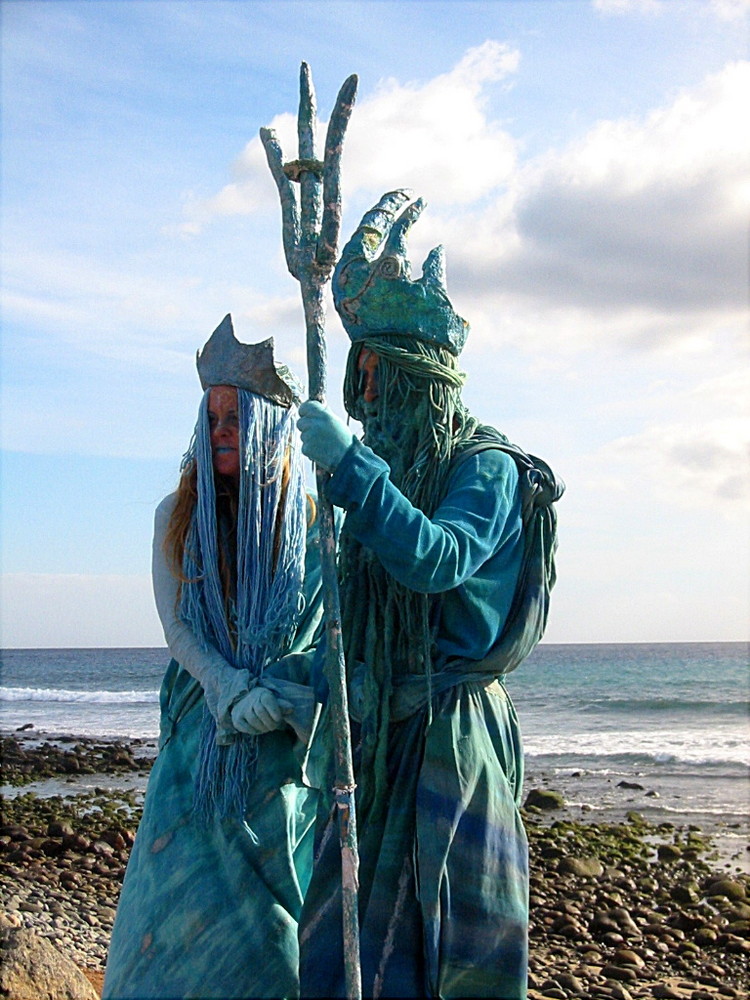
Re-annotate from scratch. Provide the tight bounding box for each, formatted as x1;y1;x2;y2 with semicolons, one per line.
196;314;302;406
332;190;469;355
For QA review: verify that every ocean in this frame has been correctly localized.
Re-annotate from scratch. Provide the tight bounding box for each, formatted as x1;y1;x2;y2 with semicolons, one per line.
1;642;748;832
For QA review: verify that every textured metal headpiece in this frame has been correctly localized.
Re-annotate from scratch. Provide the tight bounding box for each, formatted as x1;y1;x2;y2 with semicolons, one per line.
332;190;469;355
196;315;302;407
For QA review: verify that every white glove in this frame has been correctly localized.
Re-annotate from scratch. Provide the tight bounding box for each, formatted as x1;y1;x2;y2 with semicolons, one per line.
230;686;294;736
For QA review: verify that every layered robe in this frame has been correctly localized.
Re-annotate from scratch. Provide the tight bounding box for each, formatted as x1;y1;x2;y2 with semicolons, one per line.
299;437;557;1000
103;503;324;1000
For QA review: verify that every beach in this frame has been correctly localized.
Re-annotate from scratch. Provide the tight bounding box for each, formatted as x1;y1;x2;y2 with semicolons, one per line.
1;728;748;1000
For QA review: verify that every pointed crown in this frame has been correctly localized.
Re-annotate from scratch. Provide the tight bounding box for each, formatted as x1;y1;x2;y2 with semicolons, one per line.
332;190;469;355
196;315;302;406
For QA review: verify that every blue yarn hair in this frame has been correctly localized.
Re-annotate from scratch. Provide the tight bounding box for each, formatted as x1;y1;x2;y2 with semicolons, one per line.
179;388;306;821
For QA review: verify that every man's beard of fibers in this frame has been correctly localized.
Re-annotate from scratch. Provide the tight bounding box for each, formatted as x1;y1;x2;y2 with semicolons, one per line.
358;398;424;491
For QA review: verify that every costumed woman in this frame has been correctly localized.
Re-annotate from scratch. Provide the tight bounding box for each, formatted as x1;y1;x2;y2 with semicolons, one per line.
297;192;563;999
103;316;324;1000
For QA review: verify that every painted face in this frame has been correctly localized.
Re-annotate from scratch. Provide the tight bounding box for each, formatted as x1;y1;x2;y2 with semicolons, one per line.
208;385;240;482
357;347;380;403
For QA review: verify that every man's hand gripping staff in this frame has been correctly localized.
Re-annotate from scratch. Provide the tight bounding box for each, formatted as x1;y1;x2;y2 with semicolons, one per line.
260;64;362;1000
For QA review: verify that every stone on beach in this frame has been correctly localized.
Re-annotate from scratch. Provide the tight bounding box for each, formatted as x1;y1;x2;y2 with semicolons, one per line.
525;787;565;810
0;925;99;999
558;855;604;878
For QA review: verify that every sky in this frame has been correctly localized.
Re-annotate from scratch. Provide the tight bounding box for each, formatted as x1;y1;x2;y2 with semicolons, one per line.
1;0;748;648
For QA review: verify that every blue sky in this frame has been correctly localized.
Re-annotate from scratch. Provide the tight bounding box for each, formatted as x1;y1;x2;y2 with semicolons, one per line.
1;0;748;647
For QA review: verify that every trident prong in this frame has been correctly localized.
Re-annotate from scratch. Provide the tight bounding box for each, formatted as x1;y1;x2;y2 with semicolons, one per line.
261;63;357;295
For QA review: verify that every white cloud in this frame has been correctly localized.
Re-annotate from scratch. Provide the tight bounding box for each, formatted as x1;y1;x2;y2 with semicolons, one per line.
609;419;749;511
180;40;520;233
15;47;744;376
586;366;750;517
343;40;519;203
709;0;750;20
439;60;749;354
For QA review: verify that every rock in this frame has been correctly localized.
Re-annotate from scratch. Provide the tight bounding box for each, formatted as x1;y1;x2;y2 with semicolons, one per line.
610;907;642;938
617;780;645;791
657;843;682;862
62;833;90;852
591;911;621;935
614;948;645;968
554;972;584;993
671;882;700;905
626;810;646;824
558;855;604;878
706;878;746;901
18;901;43;914
652;986;684;999
694;927;718;946
602;963;638;982
0;826;31;842
0;926;99;999
608;986;634;1000
41;840;66;858
100;829;126;851
525;788;565;810
47;822;74;839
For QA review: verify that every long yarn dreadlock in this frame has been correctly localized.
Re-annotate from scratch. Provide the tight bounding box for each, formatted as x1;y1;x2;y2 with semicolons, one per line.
179;388;307;822
339;334;478;818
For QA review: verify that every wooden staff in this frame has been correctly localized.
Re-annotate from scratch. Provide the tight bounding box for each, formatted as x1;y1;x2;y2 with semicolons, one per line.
260;63;362;1000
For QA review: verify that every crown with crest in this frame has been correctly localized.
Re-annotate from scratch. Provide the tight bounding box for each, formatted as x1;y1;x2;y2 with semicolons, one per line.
332;190;469;356
196;314;302;406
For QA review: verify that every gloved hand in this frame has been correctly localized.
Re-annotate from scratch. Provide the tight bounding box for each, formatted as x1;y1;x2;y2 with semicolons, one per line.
297;400;356;473
230;686;294;736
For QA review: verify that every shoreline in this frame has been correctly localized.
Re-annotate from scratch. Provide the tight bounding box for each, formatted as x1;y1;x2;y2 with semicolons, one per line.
2;729;749;998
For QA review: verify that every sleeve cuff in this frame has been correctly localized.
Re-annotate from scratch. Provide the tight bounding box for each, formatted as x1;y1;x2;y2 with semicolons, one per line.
326;438;390;510
208;667;254;744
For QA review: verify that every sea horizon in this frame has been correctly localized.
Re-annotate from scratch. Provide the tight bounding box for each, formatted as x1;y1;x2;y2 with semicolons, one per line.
2;642;747;832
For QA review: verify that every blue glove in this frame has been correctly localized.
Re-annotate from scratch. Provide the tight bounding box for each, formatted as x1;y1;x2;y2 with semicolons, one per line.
230;686;293;736
297;400;356;472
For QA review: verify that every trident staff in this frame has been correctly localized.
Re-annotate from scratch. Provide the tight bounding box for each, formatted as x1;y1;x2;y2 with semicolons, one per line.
260;63;362;1000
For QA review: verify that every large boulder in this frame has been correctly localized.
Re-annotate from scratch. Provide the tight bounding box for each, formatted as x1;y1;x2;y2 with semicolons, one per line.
524;788;565;811
0;925;99;1000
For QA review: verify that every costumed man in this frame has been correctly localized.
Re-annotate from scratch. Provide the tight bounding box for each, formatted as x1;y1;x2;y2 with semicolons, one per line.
296;191;563;1000
104;319;324;1000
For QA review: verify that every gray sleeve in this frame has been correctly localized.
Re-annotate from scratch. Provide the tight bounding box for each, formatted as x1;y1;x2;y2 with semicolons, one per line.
152;494;252;738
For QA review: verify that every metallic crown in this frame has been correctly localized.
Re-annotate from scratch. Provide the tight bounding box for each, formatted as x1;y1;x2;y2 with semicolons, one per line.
332;190;469;355
196;315;302;407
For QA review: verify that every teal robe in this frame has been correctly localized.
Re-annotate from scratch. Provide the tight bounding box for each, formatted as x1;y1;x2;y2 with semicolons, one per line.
299;438;556;1000
103;522;324;1000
